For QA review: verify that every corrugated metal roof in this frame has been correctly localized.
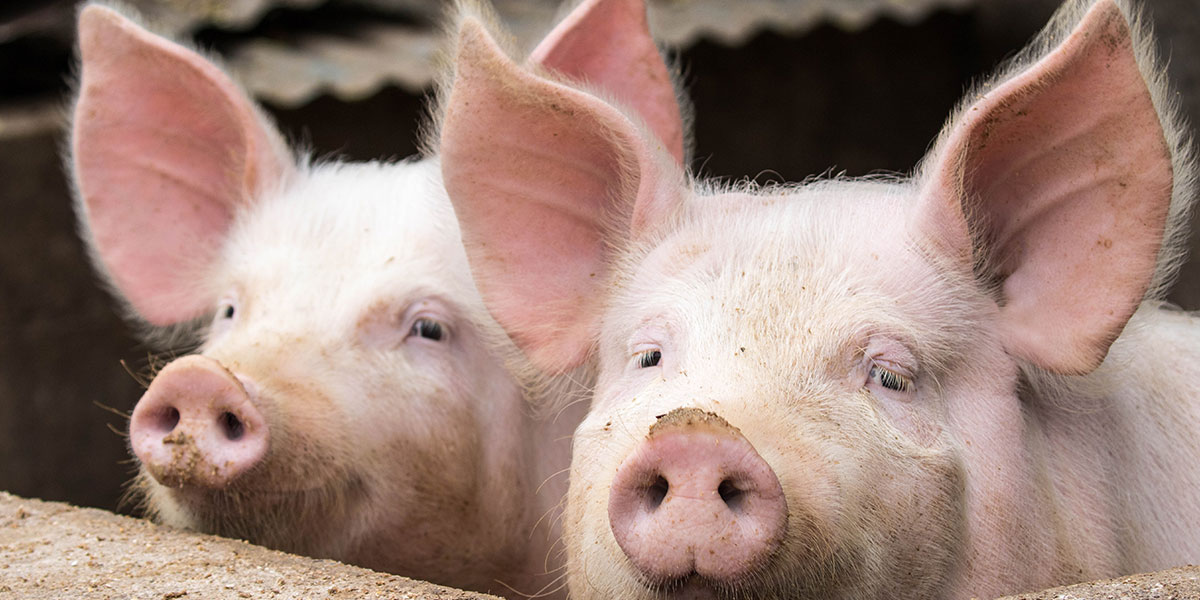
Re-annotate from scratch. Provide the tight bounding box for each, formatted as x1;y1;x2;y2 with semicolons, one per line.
227;23;441;104
123;0;329;36
221;0;979;105
1;0;979;106
649;0;977;45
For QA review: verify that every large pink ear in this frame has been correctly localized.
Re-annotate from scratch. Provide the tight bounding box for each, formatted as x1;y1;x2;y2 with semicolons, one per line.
440;18;678;373
72;4;293;326
528;0;686;165
916;0;1174;375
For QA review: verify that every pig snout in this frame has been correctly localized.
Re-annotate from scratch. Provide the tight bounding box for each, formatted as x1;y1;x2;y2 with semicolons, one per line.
607;408;787;585
129;355;269;488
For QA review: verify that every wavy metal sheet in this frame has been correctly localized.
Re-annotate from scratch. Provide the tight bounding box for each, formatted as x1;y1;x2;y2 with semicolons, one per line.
1;0;978;107
221;0;979;105
121;0;328;36
649;0;978;45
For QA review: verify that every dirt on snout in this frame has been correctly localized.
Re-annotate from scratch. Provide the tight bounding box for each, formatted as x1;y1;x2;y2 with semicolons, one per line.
0;492;500;599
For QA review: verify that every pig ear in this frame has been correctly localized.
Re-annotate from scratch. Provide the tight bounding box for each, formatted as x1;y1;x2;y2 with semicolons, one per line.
916;0;1174;375
441;18;678;373
71;4;294;326
528;0;686;165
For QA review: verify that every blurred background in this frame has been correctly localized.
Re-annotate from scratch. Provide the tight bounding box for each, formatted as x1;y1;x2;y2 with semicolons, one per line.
2;0;1198;515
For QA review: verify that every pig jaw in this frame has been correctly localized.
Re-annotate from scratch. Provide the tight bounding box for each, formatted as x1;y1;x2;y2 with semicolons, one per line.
128;162;557;594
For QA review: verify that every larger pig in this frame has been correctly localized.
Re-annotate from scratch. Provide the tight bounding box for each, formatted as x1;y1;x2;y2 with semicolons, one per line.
439;0;1200;597
68;0;684;596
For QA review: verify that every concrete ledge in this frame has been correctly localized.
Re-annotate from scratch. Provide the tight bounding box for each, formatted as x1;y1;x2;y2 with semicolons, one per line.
995;565;1200;600
0;492;499;599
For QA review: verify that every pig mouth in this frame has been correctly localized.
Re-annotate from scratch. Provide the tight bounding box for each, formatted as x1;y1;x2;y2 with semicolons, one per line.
641;572;822;600
167;471;366;511
139;469;369;553
642;574;748;600
655;575;719;599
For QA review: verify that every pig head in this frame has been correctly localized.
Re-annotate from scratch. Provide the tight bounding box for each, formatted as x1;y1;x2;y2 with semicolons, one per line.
440;0;1200;598
68;0;684;596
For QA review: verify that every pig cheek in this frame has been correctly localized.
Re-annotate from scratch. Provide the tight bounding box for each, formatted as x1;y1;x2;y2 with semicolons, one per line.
564;417;645;596
858;447;966;594
380;390;480;515
351;382;532;590
805;410;964;593
742;397;963;595
562;381;704;539
251;376;354;487
358;407;483;562
870;389;945;449
365;369;486;533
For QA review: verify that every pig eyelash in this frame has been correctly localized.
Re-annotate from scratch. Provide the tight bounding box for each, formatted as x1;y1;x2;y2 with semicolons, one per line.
869;362;913;392
409;317;446;342
635;349;662;368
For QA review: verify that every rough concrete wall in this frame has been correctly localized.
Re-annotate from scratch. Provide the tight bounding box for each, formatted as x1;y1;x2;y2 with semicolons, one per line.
0;492;500;599
993;566;1200;600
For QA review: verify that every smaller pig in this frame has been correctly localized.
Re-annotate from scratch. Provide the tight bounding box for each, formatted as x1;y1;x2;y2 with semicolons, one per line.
440;0;1200;598
68;0;684;596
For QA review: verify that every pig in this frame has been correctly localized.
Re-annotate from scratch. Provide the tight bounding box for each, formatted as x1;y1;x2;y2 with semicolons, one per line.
68;0;685;596
438;0;1200;598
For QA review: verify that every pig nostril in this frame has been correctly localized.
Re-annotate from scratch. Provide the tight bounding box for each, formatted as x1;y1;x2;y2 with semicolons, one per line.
220;411;244;441
158;406;180;433
645;475;669;510
718;479;745;511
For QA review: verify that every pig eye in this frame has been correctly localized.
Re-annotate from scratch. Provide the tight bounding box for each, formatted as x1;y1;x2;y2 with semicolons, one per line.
214;298;237;323
210;297;238;336
410;318;445;341
869;363;912;392
636;349;662;368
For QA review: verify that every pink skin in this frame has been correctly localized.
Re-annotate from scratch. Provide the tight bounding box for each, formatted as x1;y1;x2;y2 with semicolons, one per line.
440;0;1200;598
71;0;684;597
129;355;268;488
607;408;787;585
72;4;293;326
528;0;686;164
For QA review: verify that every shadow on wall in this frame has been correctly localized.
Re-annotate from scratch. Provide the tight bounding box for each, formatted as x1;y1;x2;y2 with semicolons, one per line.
1;0;1198;514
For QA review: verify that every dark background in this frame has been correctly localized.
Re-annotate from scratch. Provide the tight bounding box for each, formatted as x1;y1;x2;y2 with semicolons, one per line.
2;0;1198;515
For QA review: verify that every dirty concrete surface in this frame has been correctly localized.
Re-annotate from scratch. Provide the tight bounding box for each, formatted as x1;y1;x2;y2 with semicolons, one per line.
994;565;1200;600
0;492;501;599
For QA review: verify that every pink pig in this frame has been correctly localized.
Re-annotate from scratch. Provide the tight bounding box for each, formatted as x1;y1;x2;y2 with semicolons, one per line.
440;0;1200;597
68;0;683;596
